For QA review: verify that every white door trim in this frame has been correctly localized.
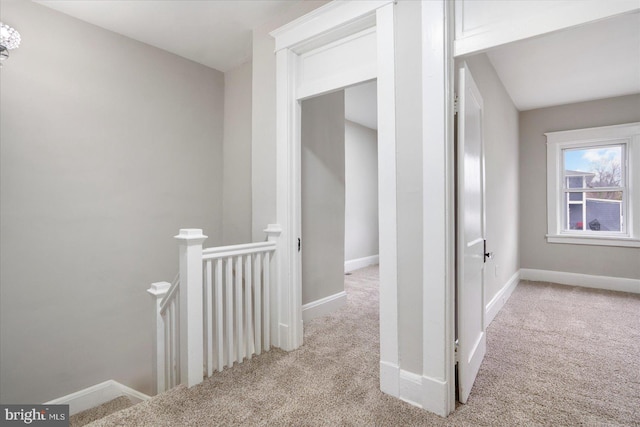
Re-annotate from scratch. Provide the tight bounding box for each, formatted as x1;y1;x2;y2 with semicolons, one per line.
421;0;456;415
270;0;399;394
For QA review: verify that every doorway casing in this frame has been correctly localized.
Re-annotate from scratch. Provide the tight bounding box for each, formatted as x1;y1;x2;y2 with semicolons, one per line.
270;0;400;395
271;0;457;417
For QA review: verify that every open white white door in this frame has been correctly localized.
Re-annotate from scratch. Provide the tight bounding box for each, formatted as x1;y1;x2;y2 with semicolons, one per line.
456;63;486;404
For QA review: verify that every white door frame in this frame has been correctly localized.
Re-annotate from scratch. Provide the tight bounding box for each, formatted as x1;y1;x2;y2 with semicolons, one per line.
420;0;456;415
270;0;399;392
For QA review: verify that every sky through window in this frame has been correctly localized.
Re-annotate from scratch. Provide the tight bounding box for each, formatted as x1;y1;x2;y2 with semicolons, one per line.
564;146;621;173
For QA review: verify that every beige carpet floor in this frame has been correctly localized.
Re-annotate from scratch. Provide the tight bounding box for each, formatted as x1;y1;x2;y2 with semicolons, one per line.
90;266;640;426
71;396;134;426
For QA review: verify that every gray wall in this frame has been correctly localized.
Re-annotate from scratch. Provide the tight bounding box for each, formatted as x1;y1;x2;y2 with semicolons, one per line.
301;92;346;305
520;94;640;279
250;1;329;241
250;30;278;241
223;61;252;244
465;54;520;304
344;120;378;263
0;1;224;404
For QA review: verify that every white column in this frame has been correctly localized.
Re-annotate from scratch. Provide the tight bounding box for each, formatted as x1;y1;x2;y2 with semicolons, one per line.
376;2;400;399
421;0;455;416
175;229;207;388
147;281;171;394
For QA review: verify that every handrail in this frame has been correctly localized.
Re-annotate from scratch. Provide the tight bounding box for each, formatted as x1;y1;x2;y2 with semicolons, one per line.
202;241;276;261
159;273;180;315
202;241;274;256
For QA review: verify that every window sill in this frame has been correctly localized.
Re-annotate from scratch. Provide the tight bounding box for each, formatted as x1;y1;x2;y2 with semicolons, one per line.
546;234;640;248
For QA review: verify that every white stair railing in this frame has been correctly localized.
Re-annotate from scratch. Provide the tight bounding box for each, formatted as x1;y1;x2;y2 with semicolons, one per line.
148;225;281;394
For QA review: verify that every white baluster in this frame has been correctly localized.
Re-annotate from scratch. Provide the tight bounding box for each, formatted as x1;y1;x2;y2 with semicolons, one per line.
174;291;181;386
169;299;176;388
235;256;244;363
263;252;271;351
254;253;262;355
244;254;254;358
167;302;172;388
225;257;234;367
215;259;224;372
204;260;213;377
164;315;170;390
175;301;180;388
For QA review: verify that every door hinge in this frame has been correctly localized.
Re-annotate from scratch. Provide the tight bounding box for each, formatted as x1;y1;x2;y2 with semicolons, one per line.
298;237;301;252
453;94;459;115
454;339;459;364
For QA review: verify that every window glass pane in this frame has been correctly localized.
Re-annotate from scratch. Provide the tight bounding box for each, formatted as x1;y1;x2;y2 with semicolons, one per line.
564;146;623;189
567;203;583;230
585;191;623;232
569;192;582;201
567;176;585;189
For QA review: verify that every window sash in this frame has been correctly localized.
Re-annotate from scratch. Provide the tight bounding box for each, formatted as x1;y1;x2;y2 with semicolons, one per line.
561;142;626;191
559;142;627;235
562;192;625;233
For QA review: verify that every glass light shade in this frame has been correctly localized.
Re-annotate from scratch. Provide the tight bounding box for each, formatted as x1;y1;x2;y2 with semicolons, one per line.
0;22;21;51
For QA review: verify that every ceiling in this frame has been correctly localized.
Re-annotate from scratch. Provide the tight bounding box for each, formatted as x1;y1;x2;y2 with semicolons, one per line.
34;0;305;72
486;11;640;111
32;2;640;112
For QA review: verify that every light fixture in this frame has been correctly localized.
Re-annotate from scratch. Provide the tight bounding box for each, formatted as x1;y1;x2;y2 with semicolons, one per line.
0;22;21;63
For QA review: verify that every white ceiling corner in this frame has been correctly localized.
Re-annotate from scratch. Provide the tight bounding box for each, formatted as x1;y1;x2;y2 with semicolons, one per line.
33;0;301;72
31;2;640;111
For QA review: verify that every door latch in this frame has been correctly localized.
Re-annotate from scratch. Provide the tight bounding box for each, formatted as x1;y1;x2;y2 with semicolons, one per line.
298;237;301;252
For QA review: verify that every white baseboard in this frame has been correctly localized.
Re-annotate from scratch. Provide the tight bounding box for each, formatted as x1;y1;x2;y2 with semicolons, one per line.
278;323;290;351
344;255;379;273
379;360;399;397
380;363;449;418
44;380;150;416
485;271;520;326
420;374;449;417
520;268;640;294
302;291;347;322
399;370;423;408
388;369;449;417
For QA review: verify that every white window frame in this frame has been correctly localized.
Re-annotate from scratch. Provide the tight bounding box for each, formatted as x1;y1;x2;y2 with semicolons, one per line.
546;122;640;248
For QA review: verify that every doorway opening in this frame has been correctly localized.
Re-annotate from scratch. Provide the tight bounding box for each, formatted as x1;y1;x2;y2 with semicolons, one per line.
271;0;413;410
299;81;380;323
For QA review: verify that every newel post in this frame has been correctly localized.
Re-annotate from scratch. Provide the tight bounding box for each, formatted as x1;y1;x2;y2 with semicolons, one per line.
175;229;207;388
147;281;171;394
264;224;282;348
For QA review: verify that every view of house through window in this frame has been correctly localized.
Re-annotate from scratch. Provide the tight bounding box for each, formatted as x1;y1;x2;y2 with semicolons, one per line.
563;145;625;232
